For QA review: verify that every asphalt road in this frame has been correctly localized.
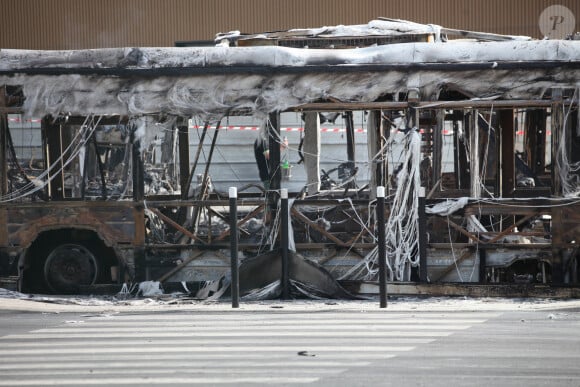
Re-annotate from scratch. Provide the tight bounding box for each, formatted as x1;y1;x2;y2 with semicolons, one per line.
0;299;579;386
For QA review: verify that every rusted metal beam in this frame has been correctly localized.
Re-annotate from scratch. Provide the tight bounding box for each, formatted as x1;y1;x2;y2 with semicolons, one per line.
214;203;265;241
206;207;250;238
53;115;129;126
294;242;375;249
463;202;552;216
446;218;484;244
346;226;370;245
292;99;569;113
148;207;206;245
291;207;349;247
0;107;23;114
485;213;541;244
443;211;544;245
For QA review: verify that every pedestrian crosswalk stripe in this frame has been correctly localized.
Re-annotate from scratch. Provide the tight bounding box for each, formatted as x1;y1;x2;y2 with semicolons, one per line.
0;310;499;386
0;361;374;371
89;312;500;320
0;353;398;362
0;330;452;339
59;318;490;325
0;376;320;385
0;367;353;376
14;324;474;333
0;345;416;355
0;337;437;347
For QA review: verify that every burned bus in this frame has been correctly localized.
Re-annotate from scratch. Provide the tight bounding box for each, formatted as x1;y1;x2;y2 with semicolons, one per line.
1;19;579;295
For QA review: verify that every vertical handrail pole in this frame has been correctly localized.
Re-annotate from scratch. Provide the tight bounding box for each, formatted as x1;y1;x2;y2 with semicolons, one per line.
376;186;387;308
280;189;290;299
418;186;428;282
229;187;240;308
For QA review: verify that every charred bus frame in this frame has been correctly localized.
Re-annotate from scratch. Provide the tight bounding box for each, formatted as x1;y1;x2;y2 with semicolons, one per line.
0;26;579;295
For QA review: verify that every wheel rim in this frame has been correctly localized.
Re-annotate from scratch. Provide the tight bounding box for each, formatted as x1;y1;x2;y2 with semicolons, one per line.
44;244;98;293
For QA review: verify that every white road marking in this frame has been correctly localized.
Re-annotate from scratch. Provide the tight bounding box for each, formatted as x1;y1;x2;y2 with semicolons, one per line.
0;337;436;347
13;324;474;333
0;345;416;355
0;360;373;371
0;376;320;385
0;353;397;362
0;330;453;339
0;310;496;386
84;312;501;320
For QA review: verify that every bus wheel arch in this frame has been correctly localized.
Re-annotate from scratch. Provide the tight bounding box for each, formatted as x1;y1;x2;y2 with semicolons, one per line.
21;228;121;294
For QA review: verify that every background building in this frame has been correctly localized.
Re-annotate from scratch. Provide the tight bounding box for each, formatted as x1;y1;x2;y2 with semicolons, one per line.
0;0;578;50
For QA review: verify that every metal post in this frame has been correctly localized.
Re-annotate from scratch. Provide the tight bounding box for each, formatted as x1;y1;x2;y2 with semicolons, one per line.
470;110;481;199
376;186;387;308
418;186;428;282
229;187;240;308
178;121;190;197
344;111;356;163
499;109;515;197
0;113;7;197
268;112;281;191
479;248;487;283
131;129;145;202
367;110;384;199
280;188;290;299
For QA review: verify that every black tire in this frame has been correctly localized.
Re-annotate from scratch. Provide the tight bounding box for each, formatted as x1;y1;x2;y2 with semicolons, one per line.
43;243;98;294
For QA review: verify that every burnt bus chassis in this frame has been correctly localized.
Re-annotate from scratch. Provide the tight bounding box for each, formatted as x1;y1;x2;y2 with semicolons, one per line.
1;96;580;296
0;39;580;296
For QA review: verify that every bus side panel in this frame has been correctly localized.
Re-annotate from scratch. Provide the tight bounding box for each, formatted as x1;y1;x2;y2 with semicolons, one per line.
5;203;137;249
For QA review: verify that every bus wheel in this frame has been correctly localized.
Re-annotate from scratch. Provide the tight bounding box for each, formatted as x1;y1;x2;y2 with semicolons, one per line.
43;243;98;294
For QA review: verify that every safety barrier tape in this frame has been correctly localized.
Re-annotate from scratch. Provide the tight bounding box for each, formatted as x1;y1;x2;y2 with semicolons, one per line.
5;119;550;136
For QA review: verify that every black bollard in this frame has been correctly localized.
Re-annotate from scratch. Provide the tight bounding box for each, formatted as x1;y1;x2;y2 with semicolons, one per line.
376;186;387;308
280;189;290;299
418;187;428;282
229;187;239;308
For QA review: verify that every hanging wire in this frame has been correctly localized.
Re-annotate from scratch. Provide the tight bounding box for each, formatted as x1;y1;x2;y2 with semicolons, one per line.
556;88;580;197
341;127;423;282
0;114;102;203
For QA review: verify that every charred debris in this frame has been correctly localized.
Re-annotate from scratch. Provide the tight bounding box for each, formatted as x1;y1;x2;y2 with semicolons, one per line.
0;19;580;298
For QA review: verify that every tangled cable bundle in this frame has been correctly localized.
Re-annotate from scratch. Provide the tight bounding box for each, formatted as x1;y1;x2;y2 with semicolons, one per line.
341;129;422;282
556;88;580;197
382;130;422;281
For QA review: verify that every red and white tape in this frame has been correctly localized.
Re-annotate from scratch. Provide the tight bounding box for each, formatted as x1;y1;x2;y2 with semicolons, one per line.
6;120;550;136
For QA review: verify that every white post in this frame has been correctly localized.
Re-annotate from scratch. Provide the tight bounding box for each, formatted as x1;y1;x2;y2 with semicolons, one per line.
304;112;320;194
367;110;383;199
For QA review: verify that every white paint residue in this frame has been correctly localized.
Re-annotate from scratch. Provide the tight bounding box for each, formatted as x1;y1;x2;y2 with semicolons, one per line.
0;39;579;120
